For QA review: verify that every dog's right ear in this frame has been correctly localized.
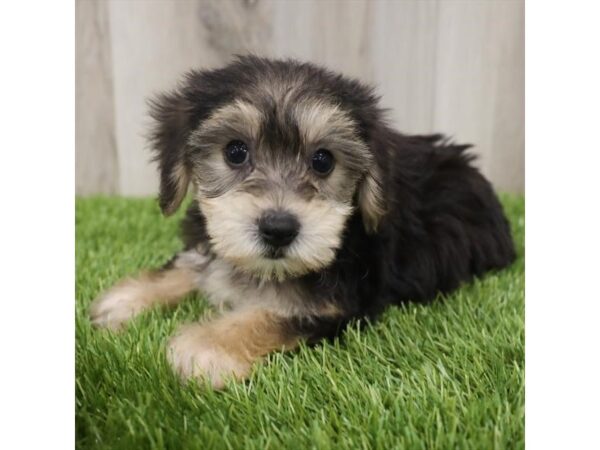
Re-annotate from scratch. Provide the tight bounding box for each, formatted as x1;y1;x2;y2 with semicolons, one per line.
148;84;197;216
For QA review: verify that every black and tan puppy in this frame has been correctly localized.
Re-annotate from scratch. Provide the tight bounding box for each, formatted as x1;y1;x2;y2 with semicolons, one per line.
90;56;515;388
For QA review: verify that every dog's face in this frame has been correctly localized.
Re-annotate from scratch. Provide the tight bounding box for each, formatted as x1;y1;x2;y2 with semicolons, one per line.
150;57;385;280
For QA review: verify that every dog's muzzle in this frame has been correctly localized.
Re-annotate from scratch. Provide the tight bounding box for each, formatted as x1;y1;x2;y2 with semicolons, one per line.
258;210;300;255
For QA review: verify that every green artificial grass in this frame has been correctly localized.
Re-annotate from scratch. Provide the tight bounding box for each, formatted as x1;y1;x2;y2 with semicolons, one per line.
76;195;524;450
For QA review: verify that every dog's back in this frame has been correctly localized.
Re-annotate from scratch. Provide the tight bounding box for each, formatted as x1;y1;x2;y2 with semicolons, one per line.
369;132;516;306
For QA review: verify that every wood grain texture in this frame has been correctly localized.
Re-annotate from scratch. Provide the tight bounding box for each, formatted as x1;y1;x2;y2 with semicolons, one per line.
367;0;439;134
76;0;524;195
487;0;525;193
433;0;524;191
75;0;118;195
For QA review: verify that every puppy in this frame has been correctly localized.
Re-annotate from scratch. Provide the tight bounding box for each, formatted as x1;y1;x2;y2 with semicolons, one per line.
90;56;515;388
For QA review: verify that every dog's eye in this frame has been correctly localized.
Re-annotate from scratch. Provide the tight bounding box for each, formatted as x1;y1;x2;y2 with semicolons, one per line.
311;149;335;175
224;140;249;166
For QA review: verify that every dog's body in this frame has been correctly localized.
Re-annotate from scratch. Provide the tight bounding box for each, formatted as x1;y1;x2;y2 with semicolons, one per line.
90;56;515;388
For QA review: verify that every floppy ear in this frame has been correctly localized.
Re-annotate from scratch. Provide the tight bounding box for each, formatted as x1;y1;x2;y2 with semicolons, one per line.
357;161;385;233
148;89;195;216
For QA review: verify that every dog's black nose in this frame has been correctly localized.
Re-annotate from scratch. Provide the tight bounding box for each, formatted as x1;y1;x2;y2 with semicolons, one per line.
258;210;300;248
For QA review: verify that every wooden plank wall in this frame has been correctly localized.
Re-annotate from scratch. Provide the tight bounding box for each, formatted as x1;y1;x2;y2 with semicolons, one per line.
76;0;524;196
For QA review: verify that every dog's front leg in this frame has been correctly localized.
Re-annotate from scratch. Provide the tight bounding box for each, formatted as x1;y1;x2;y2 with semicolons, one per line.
89;249;209;330
167;309;303;389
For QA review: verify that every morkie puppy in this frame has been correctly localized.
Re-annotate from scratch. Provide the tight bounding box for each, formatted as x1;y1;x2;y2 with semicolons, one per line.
90;56;515;388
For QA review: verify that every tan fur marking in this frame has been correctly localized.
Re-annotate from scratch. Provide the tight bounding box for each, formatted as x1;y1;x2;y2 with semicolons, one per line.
293;99;358;145
90;267;197;330
190;99;263;145
317;302;344;318
162;161;191;215
168;309;299;388
358;168;386;233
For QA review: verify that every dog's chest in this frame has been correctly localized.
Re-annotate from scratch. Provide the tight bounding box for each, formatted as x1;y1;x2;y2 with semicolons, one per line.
176;249;310;317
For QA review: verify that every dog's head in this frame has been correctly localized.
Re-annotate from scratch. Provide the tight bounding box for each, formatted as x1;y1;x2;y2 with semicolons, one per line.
150;56;385;280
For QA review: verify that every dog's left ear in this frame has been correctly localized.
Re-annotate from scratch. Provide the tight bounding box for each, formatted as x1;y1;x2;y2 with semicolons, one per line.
358;161;385;233
148;87;196;216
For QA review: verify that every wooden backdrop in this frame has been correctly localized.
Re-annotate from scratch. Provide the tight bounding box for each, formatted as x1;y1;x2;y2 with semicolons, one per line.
76;0;524;196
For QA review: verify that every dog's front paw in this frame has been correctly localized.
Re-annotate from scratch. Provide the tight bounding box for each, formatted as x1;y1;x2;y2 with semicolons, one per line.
167;324;251;389
89;281;149;330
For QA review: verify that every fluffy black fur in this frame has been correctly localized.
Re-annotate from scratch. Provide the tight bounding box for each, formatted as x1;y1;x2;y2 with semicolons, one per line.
152;56;515;341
